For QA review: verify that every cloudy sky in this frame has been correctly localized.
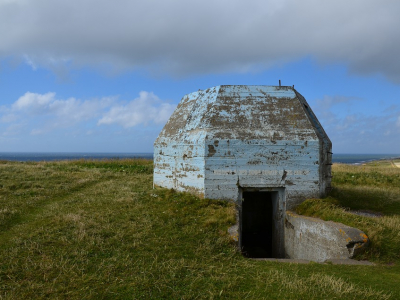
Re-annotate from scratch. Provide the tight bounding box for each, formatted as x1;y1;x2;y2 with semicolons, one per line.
0;0;399;154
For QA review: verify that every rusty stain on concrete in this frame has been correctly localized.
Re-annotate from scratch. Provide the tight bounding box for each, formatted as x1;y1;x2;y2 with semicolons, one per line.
208;145;216;157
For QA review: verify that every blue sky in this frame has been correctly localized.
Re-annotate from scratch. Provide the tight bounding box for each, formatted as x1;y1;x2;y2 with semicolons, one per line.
0;0;399;154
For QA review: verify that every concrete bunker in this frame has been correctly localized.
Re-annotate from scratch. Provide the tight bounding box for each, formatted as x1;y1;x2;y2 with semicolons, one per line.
154;85;369;262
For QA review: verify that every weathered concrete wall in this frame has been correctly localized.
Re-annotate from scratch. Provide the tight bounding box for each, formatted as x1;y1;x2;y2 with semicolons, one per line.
153;87;219;196
153;143;206;197
284;211;369;262
154;85;332;207
295;91;332;196
204;140;320;210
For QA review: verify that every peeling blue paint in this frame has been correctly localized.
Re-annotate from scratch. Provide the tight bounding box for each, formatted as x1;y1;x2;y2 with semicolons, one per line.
154;85;331;209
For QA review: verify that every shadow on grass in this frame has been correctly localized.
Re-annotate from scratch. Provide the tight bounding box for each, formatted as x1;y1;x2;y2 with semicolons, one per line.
329;186;400;216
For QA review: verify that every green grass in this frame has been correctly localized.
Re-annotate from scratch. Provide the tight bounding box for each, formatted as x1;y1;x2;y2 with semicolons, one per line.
297;162;400;264
0;159;399;299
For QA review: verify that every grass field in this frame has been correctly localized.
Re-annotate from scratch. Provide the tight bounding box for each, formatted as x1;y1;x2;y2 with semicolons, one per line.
0;159;399;299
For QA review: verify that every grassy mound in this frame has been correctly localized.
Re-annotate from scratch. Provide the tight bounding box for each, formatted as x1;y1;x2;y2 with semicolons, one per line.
297;160;400;263
0;159;398;299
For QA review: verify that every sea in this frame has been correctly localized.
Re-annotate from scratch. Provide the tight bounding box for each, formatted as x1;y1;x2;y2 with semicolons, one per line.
0;152;399;165
0;152;153;162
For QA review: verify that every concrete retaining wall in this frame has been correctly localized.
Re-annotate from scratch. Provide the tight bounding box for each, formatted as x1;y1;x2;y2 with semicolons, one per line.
284;211;369;262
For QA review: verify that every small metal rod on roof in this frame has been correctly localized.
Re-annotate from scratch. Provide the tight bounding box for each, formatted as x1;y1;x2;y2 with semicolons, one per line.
293;85;294;88
279;80;281;86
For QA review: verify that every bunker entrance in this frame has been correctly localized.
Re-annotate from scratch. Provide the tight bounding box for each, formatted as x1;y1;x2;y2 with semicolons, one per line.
240;191;281;258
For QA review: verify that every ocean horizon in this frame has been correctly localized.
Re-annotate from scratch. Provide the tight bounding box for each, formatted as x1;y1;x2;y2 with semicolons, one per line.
0;152;399;165
0;152;153;162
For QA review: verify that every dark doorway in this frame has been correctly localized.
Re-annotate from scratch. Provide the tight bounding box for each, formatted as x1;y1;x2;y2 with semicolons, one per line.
241;191;276;258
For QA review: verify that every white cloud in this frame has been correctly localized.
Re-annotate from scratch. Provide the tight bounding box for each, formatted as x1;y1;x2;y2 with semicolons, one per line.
7;92;113;124
316;95;361;109
12;92;55;112
1;0;400;81
315;95;400;153
0;91;175;136
313;95;361;128
98;91;176;128
0;113;17;123
23;54;37;70
30;128;45;136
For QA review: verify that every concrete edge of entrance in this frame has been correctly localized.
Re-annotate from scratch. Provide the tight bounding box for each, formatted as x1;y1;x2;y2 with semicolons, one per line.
285;211;370;262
